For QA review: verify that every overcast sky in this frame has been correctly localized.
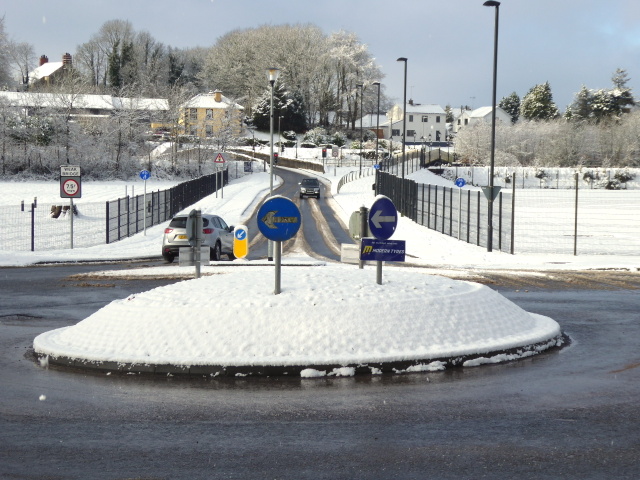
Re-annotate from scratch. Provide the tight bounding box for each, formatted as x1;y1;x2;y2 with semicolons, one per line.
4;0;640;110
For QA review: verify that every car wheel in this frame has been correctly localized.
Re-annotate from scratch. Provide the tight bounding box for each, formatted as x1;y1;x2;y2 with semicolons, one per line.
317;194;321;199
299;194;303;199
210;242;221;261
162;253;174;264
227;251;236;261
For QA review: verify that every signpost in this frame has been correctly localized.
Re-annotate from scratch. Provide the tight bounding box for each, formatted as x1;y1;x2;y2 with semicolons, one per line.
455;177;466;240
140;169;150;235
257;196;301;294
214;152;226;199
60;165;81;249
362;196;403;284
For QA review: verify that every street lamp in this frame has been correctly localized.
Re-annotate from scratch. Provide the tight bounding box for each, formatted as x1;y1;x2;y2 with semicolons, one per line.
484;0;500;252
372;81;381;165
356;83;364;174
266;67;279;261
397;57;407;181
397;57;407;214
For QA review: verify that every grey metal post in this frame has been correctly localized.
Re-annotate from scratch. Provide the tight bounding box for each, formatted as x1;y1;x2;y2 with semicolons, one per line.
511;171;516;254
574;172;579;256
484;0;500;252
359;205;368;269
70;198;74;249
274;241;281;294
194;209;202;279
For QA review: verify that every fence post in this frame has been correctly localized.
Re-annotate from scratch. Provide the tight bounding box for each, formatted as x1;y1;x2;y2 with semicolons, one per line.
31;203;35;251
498;191;503;251
106;201;110;244
467;190;471;243
441;186;446;234
476;191;481;246
427;184;431;229
574;172;579;256
511;172;515;254
449;187;453;236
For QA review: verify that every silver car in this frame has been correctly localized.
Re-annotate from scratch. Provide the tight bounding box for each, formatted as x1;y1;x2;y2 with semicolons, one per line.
162;214;235;263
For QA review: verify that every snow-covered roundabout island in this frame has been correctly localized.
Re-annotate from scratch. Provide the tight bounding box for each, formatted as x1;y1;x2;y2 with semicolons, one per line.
33;265;565;378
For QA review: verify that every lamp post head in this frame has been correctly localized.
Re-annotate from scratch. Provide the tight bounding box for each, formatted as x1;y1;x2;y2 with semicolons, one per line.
266;67;280;85
397;57;407;63
372;81;380;87
483;1;500;6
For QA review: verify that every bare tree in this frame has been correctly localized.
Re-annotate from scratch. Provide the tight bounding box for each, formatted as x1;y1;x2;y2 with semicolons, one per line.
8;41;36;87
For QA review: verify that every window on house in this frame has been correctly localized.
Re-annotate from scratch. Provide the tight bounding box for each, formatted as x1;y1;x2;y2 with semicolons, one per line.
464;119;469;125
436;116;441;123
190;108;197;120
409;115;413;122
392;129;400;136
407;130;416;137
205;125;213;136
457;119;461;125
190;126;197;136
206;109;213;119
422;115;428;122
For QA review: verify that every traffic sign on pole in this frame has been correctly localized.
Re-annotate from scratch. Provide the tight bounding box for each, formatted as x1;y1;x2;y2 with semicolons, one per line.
257;196;301;241
368;196;397;240
60;165;81;199
140;169;151;180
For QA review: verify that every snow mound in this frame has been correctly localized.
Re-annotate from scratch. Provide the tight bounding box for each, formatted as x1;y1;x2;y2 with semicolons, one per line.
33;265;562;374
34;266;561;374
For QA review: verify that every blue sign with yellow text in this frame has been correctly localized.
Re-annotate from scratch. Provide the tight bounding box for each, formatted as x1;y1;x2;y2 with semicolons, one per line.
360;238;405;262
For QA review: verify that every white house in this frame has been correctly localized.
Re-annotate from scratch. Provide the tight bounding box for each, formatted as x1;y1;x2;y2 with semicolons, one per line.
381;102;448;146
453;106;511;134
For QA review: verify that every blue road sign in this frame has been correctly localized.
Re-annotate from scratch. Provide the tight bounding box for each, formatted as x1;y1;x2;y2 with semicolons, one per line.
374;164;380;170
360;238;406;262
455;177;466;188
235;229;247;241
140;170;151;180
257;196;301;242
368;196;397;240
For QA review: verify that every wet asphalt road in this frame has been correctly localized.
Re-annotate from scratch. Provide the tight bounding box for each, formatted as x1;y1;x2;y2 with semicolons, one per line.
1;262;639;479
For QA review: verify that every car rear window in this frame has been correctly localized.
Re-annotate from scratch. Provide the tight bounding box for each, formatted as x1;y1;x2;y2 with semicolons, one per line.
169;217;187;228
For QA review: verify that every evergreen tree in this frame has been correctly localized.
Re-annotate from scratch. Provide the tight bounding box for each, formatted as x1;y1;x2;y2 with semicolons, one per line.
610;68;634;113
520;82;559;121
107;40;122;89
568;85;593;121
444;105;454;123
252;82;307;133
498;92;520;124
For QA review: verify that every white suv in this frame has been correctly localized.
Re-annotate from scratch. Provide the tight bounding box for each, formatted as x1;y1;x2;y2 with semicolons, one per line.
162;214;235;263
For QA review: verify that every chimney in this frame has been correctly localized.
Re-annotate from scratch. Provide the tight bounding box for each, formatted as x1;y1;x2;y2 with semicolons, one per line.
39;55;48;66
213;89;222;102
408;98;414;106
62;53;72;67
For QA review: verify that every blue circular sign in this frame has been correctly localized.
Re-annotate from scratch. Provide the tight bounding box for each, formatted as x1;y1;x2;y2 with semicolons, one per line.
368;196;397;240
235;229;247;240
373;164;381;170
257;197;301;242
140;170;151;180
455;177;466;188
